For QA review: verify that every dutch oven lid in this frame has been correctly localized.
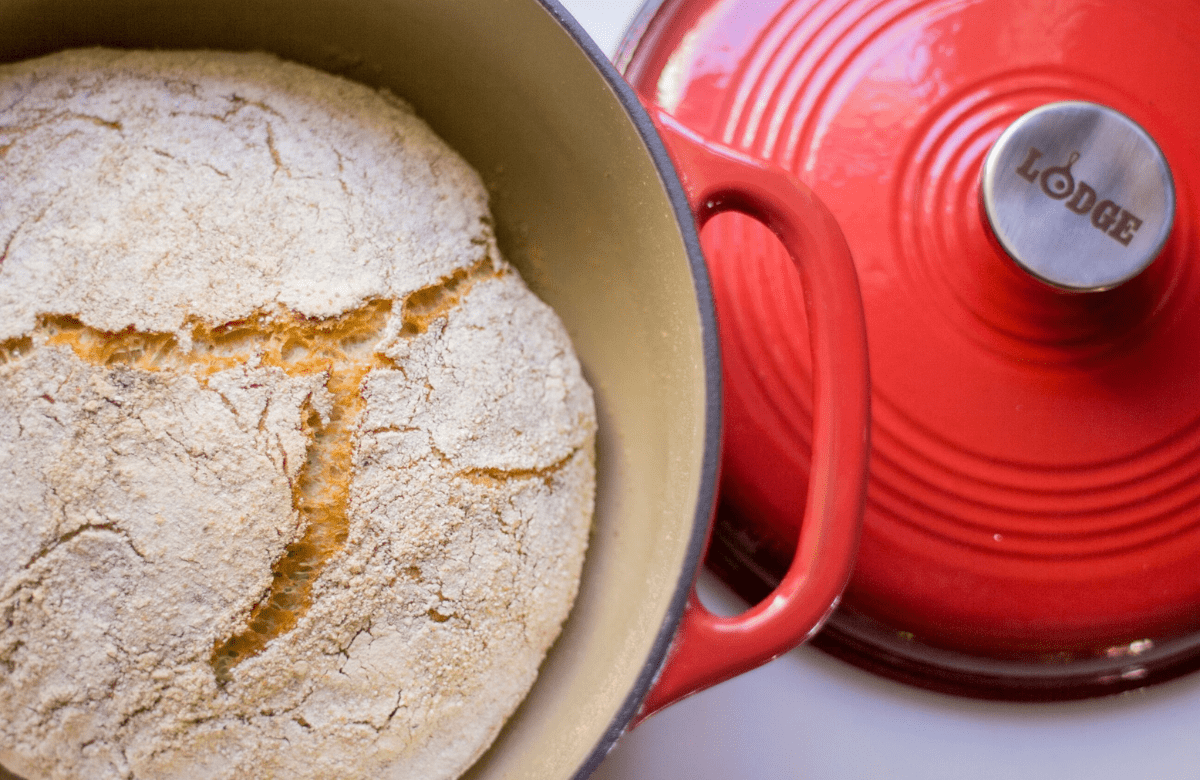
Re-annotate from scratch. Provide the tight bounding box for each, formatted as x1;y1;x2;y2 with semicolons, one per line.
620;0;1200;697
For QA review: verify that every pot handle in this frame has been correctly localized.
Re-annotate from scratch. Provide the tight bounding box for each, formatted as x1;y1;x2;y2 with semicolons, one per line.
635;109;870;723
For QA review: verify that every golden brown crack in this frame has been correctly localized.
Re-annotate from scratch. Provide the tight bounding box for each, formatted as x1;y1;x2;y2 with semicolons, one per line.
35;302;399;683
399;259;497;336
208;384;363;685
13;264;502;684
39;299;396;379
426;608;452;623
0;335;33;365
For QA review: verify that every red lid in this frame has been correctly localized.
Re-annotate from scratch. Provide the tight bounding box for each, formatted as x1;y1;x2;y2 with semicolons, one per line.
621;0;1200;697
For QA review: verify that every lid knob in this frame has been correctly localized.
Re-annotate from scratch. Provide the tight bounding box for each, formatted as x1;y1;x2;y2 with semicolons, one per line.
981;101;1175;291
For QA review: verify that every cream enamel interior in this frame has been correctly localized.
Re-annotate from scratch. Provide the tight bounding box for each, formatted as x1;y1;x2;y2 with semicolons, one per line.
0;1;713;779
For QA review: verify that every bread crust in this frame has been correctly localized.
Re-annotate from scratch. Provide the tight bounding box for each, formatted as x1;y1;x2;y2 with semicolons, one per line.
0;49;595;780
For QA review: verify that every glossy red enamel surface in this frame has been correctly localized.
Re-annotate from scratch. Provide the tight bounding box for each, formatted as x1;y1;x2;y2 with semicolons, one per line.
637;109;869;721
622;0;1200;695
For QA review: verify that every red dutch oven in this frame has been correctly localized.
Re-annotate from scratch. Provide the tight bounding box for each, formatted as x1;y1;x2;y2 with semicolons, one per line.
619;0;1200;700
0;1;870;778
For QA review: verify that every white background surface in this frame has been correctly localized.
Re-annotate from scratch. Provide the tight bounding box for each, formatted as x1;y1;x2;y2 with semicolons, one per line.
555;0;1200;778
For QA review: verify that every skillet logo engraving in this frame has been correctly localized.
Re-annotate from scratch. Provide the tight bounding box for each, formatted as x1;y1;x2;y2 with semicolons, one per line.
1015;147;1144;246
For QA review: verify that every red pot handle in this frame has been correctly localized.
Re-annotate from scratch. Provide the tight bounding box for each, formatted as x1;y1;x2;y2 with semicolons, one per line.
635;109;871;723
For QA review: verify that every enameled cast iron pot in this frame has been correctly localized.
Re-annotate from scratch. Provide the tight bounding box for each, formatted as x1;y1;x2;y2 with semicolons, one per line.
618;0;1200;701
0;1;870;777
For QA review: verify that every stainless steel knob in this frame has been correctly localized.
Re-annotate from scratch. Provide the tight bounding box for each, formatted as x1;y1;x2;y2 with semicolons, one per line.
981;101;1175;291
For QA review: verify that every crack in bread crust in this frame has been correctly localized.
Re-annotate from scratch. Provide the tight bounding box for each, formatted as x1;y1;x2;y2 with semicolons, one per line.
7;261;503;685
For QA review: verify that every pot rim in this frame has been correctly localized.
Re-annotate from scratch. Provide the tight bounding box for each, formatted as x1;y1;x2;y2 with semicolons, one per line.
536;2;723;776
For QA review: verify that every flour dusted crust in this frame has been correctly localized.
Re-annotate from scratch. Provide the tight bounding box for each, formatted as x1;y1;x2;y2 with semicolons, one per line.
0;49;596;780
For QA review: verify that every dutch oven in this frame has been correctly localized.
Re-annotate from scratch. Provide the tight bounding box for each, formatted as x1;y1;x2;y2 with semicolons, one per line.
0;0;871;778
619;0;1200;700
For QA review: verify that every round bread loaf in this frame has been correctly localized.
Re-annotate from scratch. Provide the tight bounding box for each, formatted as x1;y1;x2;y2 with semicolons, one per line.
0;49;595;780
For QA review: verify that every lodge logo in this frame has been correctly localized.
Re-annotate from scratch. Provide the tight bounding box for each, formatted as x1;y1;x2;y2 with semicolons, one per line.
1014;147;1143;246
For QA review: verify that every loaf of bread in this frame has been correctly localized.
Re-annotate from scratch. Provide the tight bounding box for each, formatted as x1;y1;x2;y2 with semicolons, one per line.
0;49;595;780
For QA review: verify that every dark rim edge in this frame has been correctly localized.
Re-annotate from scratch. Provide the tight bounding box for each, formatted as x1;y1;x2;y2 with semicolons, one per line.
533;1;722;778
